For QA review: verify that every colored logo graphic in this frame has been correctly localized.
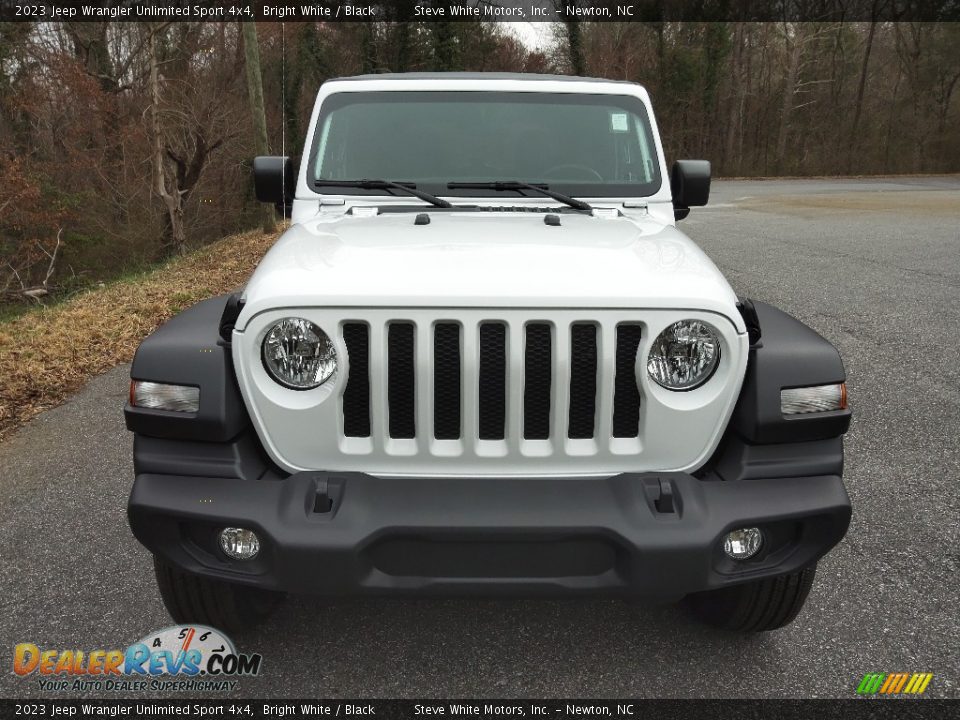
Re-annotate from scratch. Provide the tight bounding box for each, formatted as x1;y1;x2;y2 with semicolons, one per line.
13;625;262;691
857;673;933;695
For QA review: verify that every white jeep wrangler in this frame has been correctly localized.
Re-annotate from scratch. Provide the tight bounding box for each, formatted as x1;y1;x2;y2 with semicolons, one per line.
126;73;851;633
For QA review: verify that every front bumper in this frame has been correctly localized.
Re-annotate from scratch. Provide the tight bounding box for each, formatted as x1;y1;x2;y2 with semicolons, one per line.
128;471;850;599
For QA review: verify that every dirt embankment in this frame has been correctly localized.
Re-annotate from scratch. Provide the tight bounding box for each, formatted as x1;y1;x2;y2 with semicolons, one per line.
0;229;280;441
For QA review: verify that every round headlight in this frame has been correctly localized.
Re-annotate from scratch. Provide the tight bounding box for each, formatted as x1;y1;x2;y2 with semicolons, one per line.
646;320;720;391
262;318;337;390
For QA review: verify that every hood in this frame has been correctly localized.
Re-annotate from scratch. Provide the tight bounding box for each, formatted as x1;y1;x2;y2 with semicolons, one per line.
236;211;744;332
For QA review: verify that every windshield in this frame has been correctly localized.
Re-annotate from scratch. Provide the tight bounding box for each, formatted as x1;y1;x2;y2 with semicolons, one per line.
309;91;662;198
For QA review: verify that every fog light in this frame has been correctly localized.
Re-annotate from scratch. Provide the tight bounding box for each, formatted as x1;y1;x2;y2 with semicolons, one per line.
723;527;762;560
219;527;260;560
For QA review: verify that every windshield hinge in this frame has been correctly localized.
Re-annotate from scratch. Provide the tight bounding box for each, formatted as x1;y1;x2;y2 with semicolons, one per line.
622;201;648;210
319;197;345;206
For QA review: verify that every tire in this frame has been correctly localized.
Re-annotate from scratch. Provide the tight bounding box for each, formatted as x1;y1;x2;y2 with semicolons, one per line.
153;556;281;634
682;564;818;632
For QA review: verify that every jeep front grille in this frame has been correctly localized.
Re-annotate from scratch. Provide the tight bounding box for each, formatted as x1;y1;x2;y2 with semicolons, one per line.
236;307;748;477
341;318;642;443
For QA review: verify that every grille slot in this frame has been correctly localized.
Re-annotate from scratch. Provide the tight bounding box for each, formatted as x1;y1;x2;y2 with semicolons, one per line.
478;323;507;440
387;323;416;439
342;323;370;437
568;324;598;439
433;323;461;439
523;323;552;440
613;324;643;438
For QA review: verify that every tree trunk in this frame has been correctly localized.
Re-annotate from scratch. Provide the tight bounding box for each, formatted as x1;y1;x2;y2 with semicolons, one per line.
565;20;587;76
148;26;186;255
882;67;902;173
431;22;460;71
847;19;877;173
655;22;666;93
361;22;377;73
897;24;927;172
775;25;802;173
723;22;744;175
242;22;275;233
65;22;116;92
392;0;417;72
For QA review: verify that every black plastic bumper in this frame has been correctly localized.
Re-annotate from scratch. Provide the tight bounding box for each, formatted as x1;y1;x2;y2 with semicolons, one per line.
128;471;851;599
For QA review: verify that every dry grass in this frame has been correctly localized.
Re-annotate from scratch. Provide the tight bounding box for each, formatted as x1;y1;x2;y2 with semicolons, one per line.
0;228;281;442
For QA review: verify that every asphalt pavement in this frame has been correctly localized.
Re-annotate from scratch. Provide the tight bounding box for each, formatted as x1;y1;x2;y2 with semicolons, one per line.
1;177;958;699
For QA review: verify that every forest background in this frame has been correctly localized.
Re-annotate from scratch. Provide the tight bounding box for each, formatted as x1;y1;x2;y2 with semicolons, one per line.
1;14;957;312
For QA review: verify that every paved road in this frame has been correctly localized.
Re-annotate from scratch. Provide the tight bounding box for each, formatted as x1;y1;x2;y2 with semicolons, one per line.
2;177;959;699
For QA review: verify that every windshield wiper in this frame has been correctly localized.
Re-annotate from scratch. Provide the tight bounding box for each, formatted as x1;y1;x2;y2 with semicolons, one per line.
447;181;592;213
314;179;453;209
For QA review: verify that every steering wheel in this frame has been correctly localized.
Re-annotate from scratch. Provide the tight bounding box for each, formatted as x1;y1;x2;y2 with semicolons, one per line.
540;164;604;182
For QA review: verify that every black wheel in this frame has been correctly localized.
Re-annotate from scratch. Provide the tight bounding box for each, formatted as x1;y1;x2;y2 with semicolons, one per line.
682;564;818;632
153;556;281;634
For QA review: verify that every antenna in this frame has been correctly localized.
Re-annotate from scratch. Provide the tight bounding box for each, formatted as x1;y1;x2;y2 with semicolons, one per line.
281;21;287;222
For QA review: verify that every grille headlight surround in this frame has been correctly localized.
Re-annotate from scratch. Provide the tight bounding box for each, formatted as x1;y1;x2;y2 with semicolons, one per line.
261;317;337;390
646;320;721;391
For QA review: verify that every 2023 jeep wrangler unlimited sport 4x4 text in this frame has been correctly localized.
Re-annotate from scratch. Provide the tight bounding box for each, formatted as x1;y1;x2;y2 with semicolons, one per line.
125;73;851;633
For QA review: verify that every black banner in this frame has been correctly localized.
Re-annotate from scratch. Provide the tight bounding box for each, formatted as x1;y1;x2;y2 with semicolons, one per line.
0;0;958;23
1;700;959;719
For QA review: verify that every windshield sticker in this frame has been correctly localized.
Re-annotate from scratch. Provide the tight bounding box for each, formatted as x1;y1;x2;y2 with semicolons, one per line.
610;113;629;133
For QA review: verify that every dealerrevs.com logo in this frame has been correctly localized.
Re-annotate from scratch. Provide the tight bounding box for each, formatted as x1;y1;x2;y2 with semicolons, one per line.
857;673;934;696
12;625;262;692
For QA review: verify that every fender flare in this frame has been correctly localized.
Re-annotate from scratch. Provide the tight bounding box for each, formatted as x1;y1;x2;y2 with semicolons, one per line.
729;301;851;445
125;294;250;442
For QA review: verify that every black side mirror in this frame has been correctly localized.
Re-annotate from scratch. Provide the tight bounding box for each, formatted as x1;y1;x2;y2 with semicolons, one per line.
253;156;295;215
671;160;711;221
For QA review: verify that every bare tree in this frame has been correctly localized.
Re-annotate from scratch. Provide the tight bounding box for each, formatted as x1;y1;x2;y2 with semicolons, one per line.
242;22;275;233
552;1;588;75
148;23;232;255
723;22;746;174
847;2;888;172
774;23;834;173
148;24;186;254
